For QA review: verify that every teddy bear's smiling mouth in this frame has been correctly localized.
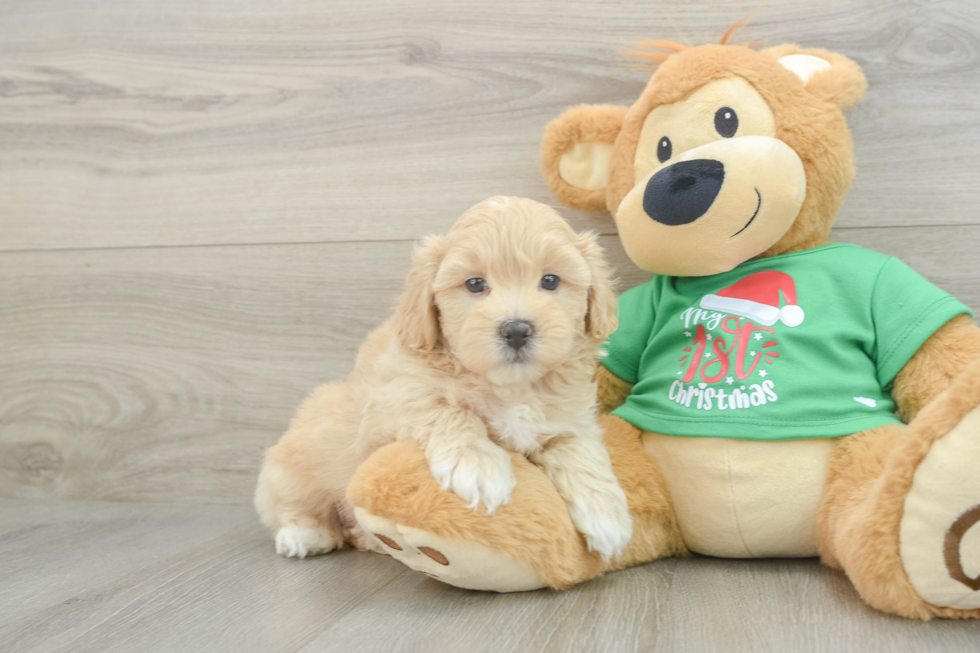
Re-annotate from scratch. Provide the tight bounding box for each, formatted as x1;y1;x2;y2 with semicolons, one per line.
731;189;762;238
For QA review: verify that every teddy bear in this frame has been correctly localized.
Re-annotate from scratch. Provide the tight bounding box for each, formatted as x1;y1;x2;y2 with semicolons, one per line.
345;35;980;620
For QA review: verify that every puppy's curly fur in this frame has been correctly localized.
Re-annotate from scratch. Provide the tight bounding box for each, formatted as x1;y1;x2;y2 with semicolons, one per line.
255;197;633;560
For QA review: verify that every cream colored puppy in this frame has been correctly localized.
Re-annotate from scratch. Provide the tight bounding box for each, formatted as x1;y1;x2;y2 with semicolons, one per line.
255;197;633;561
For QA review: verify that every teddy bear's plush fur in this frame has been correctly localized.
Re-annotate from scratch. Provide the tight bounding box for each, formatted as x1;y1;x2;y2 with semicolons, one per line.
344;37;980;620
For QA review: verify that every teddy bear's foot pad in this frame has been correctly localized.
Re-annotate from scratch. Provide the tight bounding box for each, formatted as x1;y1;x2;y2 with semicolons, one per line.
901;405;980;610
353;507;547;592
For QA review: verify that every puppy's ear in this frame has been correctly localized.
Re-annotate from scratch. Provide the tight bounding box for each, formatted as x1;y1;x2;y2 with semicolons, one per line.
577;233;618;341
541;104;628;212
764;45;867;111
394;235;445;353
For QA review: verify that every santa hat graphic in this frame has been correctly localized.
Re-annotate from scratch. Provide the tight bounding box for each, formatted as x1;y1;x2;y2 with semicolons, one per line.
699;270;805;327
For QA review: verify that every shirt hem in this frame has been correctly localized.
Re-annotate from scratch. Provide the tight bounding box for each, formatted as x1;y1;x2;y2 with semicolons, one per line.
611;405;903;441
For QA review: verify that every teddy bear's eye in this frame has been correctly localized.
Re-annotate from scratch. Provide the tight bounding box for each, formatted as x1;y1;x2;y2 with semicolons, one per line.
715;107;738;138
657;136;672;163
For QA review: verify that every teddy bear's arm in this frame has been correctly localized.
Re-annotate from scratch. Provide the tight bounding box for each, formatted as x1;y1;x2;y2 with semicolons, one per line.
596;363;634;414
892;314;980;422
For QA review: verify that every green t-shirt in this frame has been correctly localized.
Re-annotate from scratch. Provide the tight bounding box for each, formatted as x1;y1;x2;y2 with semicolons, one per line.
602;244;972;440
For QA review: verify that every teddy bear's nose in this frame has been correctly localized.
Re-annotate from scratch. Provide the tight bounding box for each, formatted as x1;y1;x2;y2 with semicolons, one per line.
643;159;725;226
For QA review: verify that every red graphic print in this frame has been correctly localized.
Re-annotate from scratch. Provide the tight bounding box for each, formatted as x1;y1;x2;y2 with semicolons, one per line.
700;270;805;328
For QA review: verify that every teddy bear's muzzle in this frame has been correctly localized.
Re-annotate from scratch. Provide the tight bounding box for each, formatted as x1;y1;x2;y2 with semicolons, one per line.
615;135;807;277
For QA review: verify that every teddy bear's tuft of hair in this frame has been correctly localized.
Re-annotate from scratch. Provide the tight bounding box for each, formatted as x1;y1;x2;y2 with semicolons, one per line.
624;15;758;70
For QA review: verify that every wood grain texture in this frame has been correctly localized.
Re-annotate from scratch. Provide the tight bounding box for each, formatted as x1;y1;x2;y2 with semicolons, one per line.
2;0;980;251
2;2;980;645
1;499;978;653
1;228;977;504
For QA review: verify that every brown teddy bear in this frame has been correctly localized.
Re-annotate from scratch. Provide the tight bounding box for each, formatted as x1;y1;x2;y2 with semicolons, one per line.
346;36;980;619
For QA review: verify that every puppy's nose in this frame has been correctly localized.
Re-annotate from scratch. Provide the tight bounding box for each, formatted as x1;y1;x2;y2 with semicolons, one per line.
500;320;534;350
643;159;724;226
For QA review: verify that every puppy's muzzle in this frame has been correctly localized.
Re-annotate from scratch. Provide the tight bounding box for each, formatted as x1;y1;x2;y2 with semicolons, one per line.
643;159;725;226
499;319;534;351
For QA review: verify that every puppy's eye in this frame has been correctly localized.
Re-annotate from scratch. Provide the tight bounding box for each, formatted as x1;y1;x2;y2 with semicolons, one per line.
657;136;672;163
715;107;738;138
540;274;560;291
465;278;487;293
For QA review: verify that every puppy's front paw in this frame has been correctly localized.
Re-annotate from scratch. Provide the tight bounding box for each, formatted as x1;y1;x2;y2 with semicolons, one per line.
568;488;634;562
427;439;515;513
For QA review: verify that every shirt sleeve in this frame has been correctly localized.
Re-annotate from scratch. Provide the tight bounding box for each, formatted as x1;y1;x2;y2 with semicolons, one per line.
872;257;973;388
600;281;657;384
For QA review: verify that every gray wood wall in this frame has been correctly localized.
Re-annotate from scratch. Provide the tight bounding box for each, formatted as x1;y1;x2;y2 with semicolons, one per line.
3;0;979;505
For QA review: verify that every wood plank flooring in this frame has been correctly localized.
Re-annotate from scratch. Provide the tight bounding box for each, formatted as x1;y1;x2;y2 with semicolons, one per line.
2;499;979;653
3;0;980;252
3;227;979;503
3;0;980;649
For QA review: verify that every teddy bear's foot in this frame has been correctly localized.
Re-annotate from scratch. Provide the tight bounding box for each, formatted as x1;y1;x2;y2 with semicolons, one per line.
900;404;980;611
354;508;547;592
346;417;686;593
346;438;606;592
818;358;980;619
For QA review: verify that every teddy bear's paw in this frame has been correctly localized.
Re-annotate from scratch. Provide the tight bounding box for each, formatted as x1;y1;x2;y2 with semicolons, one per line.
353;507;547;592
275;526;337;559
901;405;980;610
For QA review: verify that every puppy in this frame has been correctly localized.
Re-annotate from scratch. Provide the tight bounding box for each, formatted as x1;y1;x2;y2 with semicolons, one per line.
254;196;633;561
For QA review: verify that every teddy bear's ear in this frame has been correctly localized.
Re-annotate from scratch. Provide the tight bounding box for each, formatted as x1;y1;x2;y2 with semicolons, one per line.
541;104;628;212
764;45;868;111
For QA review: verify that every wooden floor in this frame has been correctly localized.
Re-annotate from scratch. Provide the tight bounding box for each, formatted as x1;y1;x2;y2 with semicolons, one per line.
2;499;978;653
3;0;980;650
